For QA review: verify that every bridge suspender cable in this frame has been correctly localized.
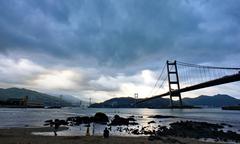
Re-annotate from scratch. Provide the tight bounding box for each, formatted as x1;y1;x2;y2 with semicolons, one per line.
137;60;240;107
148;63;167;97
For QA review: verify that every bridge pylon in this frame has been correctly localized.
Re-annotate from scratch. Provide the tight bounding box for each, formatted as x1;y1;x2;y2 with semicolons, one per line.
167;60;182;108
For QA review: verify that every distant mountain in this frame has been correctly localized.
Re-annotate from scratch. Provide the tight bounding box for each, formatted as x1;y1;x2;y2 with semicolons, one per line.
183;94;240;107
90;97;136;108
90;94;240;108
89;97;169;108
136;97;170;108
0;87;73;107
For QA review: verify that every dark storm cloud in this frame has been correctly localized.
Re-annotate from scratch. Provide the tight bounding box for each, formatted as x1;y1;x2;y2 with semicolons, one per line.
0;0;239;68
0;0;240;100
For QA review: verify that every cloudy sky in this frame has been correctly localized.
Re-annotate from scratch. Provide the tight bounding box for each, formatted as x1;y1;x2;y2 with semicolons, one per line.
0;0;240;101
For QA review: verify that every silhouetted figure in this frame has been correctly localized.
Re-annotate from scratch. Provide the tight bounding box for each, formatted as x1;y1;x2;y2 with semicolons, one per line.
103;127;109;138
44;119;68;136
86;124;90;136
54;119;60;136
92;123;95;136
54;128;57;136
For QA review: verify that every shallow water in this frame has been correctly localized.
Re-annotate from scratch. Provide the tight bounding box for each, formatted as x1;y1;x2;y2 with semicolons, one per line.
0;107;240;136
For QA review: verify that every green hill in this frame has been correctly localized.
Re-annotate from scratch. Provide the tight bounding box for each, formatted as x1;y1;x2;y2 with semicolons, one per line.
0;87;72;107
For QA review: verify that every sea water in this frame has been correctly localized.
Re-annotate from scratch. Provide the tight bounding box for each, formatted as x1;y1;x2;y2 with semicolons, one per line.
0;108;239;136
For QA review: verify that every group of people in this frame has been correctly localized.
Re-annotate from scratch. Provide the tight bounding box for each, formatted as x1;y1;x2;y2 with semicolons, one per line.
52;122;110;138
85;124;109;138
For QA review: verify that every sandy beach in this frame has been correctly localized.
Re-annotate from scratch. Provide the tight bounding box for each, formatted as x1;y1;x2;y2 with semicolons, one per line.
0;127;215;144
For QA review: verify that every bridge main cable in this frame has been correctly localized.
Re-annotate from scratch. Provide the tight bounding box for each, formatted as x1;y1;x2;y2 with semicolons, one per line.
176;61;240;70
137;61;240;104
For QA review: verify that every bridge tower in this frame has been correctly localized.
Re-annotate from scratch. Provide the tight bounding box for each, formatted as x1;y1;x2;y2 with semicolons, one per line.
166;60;182;107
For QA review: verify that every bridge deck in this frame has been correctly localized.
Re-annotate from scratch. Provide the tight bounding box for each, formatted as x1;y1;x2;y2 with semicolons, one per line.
138;72;240;104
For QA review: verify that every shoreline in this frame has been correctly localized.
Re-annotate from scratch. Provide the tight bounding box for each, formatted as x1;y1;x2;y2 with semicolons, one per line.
0;127;214;144
0;108;239;143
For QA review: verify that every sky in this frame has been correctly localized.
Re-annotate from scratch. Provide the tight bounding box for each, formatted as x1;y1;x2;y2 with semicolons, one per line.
0;0;240;102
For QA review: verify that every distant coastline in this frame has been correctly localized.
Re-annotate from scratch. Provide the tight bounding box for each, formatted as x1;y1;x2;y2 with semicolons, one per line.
89;94;240;109
0;87;87;108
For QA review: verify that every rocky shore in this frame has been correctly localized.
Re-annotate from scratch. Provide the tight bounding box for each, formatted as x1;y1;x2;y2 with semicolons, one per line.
0;127;214;144
150;121;240;143
41;112;240;143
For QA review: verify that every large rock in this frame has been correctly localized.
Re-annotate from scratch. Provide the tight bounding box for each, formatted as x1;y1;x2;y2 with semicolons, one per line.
148;121;156;124
109;115;138;126
66;116;92;125
66;112;109;125
93;112;109;124
154;121;240;143
44;119;68;127
148;115;176;119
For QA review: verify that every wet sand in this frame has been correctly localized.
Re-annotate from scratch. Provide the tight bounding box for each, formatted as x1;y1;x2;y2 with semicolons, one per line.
0;127;214;144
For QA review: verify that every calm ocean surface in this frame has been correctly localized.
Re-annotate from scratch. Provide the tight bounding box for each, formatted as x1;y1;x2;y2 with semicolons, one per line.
0;108;239;136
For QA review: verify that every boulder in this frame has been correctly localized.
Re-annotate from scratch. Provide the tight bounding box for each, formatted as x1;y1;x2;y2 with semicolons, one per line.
127;117;136;121
44;119;68;127
148;115;176;119
110;115;138;126
154;121;240;143
93;112;109;124
148;121;156;124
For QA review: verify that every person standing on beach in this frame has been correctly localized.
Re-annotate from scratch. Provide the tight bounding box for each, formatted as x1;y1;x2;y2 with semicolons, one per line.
53;119;60;136
92;123;95;136
103;127;109;138
86;124;90;136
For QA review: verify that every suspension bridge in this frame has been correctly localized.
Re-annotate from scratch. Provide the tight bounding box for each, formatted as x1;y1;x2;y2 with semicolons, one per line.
138;60;240;108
